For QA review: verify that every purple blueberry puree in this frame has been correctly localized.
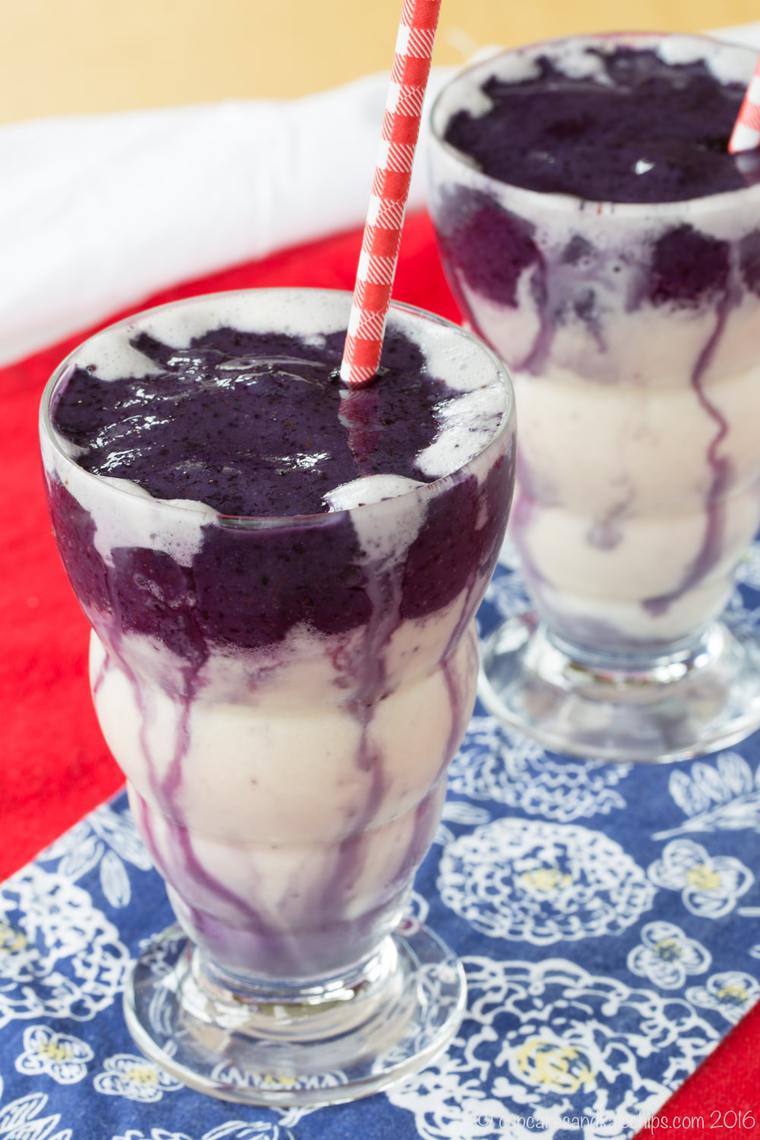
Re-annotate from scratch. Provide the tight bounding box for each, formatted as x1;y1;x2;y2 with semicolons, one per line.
51;325;511;659
46;310;513;978
443;46;760;203
437;45;760;329
54;326;456;517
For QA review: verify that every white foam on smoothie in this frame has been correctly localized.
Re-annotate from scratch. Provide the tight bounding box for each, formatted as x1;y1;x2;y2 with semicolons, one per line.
547;41;615;83
399;311;509;480
400;312;500;394
78;337;164;381
66;291;351;385
432;51;538;134
417;385;506;479
326;474;427;564
657;36;753;87
45;434;216;567
325;474;424;512
432;40;607;139
127;290;351;350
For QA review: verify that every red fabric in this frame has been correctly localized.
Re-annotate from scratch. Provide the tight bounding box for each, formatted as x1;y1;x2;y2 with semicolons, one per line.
0;209;757;1132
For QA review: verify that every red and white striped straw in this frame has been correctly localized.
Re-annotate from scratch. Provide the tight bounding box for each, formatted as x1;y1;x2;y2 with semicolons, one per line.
339;0;442;387
729;54;760;154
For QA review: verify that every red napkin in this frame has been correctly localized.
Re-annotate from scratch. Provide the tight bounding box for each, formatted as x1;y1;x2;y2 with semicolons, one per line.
0;210;756;1135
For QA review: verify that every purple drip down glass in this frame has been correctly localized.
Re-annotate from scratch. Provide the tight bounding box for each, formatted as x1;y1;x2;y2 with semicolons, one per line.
429;32;760;762
39;287;515;1105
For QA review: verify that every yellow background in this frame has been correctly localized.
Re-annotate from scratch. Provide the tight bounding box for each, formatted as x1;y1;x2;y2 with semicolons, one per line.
2;0;757;123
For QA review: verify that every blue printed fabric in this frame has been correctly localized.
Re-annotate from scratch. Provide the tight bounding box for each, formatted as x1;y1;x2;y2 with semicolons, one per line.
2;549;760;1140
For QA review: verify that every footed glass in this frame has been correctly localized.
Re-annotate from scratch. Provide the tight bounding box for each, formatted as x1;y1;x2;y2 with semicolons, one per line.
39;288;515;1104
429;33;760;762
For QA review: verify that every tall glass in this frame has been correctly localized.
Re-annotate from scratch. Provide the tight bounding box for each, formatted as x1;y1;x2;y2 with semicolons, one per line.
429;33;760;762
39;287;515;1104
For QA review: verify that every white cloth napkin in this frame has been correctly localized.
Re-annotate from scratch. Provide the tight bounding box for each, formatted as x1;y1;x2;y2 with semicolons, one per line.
2;24;759;366
0;71;452;365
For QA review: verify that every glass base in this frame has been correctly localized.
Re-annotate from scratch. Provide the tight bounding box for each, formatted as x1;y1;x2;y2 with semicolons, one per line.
479;614;760;763
123;923;465;1107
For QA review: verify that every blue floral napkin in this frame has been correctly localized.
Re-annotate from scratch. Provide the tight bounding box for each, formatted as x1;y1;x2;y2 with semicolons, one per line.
2;550;760;1140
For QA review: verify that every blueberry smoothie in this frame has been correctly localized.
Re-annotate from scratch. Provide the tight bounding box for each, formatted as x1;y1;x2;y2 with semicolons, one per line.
41;289;514;982
430;34;760;658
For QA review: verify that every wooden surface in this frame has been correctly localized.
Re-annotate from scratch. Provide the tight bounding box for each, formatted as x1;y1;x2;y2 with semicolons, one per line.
1;0;757;123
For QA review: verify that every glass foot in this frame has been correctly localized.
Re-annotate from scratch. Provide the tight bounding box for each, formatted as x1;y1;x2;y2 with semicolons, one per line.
479;615;760;763
123;923;465;1107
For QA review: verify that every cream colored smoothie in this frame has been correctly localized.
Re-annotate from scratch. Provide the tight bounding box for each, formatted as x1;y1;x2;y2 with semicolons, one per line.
430;34;760;761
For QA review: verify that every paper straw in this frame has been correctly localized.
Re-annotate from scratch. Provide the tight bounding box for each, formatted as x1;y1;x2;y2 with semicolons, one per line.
729;55;760;154
339;0;442;387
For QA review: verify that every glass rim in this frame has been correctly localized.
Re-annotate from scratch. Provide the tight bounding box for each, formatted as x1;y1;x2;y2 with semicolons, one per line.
429;29;760;217
39;285;515;530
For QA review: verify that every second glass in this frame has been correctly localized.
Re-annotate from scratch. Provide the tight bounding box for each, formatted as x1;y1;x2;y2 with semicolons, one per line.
430;32;760;762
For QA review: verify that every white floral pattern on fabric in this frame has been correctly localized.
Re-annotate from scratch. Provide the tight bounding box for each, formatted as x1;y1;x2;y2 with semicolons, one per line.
628;922;711;990
40;804;152;909
655;752;760;839
0;1091;72;1140
725;544;760;639
398;890;430;937
113;1128;298;1140
15;1025;93;1085
439;819;654;944
648;840;754;918
209;1061;346;1106
202;1125;296;1140
113;1132;192;1140
448;717;630;823
687;971;760;1025
386;957;718;1140
724;588;760;642
434;799;491;846
0;866;129;1027
94;1054;182;1104
736;541;760;590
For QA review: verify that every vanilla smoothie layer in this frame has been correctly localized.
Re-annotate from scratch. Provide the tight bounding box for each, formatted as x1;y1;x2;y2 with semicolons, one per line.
43;290;513;979
431;35;760;654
